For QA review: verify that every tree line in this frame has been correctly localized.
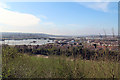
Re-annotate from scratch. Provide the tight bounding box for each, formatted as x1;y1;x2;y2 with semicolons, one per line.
7;44;119;61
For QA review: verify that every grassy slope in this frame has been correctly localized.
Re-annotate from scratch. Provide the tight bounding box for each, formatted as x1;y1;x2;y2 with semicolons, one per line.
2;46;120;78
3;54;120;78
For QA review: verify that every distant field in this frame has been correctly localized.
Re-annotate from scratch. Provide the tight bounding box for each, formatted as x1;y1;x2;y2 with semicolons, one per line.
2;46;120;78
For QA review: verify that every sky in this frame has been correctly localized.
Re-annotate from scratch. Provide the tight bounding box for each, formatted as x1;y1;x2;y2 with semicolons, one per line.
0;1;118;36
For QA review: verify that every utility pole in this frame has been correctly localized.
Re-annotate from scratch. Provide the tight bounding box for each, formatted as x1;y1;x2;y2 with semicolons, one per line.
99;33;102;39
112;28;114;38
103;29;107;39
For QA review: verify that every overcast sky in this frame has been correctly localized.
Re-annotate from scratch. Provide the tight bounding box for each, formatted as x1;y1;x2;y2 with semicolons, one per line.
0;1;118;35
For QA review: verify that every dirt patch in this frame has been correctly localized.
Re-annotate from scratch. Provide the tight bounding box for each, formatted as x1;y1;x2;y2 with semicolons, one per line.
36;55;48;58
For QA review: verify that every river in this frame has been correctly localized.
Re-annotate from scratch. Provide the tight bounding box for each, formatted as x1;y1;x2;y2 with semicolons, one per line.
0;39;54;45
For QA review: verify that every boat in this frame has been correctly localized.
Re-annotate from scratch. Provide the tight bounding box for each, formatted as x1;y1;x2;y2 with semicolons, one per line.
33;41;37;43
48;40;50;42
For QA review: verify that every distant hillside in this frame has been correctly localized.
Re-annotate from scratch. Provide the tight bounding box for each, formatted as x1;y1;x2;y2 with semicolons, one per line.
2;32;116;40
1;32;70;40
